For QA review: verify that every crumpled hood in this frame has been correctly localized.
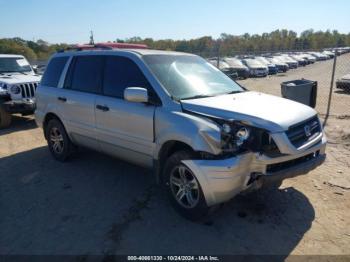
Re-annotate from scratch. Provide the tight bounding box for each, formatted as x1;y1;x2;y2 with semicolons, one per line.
181;91;317;132
0;73;41;85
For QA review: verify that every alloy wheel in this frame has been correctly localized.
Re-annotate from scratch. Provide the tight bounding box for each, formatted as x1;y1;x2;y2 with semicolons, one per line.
49;127;64;154
169;165;200;209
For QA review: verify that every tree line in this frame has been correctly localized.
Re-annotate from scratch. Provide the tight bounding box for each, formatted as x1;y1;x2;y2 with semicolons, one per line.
0;38;69;61
1;29;349;61
122;29;350;57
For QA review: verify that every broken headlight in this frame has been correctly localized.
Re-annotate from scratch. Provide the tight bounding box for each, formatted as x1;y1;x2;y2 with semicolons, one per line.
220;121;280;156
220;122;253;153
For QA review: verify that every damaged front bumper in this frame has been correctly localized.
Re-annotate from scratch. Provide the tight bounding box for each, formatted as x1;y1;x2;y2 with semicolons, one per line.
182;134;327;207
3;98;36;114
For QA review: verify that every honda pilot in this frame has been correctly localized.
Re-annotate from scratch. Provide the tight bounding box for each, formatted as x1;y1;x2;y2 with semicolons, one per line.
35;48;327;220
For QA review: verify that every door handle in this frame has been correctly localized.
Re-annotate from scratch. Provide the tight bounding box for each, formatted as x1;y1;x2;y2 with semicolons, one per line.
57;97;67;102
96;104;109;112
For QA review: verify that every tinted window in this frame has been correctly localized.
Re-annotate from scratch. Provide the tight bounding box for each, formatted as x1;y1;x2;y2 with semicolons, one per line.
70;56;104;93
103;56;150;98
41;57;68;87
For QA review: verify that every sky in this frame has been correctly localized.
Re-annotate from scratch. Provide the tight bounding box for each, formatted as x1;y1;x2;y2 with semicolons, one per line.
1;0;349;44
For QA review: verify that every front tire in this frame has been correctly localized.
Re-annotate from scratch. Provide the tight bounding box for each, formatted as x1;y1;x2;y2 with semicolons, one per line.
46;119;73;162
0;105;12;128
163;150;211;221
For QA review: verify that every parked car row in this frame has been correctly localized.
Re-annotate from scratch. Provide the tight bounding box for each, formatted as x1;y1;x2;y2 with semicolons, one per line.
207;47;350;79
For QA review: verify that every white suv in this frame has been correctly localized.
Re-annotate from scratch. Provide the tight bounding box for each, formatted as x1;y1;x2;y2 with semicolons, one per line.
0;54;41;127
35;47;327;221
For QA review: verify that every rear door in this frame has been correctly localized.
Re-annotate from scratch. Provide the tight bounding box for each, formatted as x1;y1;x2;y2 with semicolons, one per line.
95;55;157;167
36;56;69;124
58;55;104;149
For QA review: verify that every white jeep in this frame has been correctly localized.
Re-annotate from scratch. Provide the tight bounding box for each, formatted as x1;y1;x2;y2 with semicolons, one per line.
0;54;41;128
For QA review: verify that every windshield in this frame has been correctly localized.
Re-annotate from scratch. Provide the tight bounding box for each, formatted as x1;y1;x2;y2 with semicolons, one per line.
0;57;32;73
275;56;286;62
143;55;243;100
219;61;231;69
283;56;295;62
224;58;244;67
256;57;269;64
244;59;264;67
272;57;283;64
207;60;230;70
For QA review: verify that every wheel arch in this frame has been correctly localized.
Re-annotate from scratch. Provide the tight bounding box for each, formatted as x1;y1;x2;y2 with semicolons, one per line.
155;140;197;184
43;112;66;140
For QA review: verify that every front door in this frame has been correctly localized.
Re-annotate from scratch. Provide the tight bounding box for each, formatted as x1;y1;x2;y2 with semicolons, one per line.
95;55;156;167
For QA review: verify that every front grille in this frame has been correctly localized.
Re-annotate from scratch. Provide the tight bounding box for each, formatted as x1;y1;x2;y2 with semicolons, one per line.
19;82;38;98
286;116;321;148
266;151;319;173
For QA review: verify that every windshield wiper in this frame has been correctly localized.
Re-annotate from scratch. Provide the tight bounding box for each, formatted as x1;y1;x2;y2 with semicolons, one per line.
180;94;213;100
226;90;244;94
0;71;30;74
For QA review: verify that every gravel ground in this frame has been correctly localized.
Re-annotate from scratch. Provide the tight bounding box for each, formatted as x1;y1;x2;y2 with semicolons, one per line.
0;57;350;258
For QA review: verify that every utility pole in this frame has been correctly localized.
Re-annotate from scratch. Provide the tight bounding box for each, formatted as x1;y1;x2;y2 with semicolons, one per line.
89;30;95;45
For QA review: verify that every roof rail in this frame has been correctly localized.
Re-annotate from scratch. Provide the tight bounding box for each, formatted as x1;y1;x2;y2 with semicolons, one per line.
58;42;148;53
95;43;148;49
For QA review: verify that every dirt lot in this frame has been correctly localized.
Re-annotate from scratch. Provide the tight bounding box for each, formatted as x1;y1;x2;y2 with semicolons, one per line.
0;57;350;258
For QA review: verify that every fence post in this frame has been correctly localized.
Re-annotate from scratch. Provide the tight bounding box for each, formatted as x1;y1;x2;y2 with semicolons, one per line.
324;49;337;126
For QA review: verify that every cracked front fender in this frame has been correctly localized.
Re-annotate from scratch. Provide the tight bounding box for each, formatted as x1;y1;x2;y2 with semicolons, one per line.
154;109;222;158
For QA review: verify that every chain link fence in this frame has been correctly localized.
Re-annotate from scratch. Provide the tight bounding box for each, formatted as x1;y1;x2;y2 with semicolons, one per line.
195;48;350;124
330;51;350;119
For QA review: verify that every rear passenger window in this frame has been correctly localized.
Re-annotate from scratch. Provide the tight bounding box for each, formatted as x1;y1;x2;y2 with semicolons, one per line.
41;57;68;87
103;56;150;98
69;56;104;93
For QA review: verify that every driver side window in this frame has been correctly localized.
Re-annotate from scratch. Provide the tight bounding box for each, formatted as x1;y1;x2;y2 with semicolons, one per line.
103;56;151;98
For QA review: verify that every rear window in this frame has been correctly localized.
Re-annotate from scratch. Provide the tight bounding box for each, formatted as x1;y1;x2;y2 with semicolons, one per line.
68;56;104;93
41;57;69;87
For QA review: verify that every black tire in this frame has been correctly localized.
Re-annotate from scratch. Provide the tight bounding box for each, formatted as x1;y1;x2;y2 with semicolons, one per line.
45;119;73;162
163;150;212;221
0;105;12;128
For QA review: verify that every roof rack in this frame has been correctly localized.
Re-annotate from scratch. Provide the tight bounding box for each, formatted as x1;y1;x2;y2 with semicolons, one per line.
58;42;148;52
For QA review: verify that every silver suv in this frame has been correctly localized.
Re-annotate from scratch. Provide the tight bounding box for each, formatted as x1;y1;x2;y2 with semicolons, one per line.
35;48;327;220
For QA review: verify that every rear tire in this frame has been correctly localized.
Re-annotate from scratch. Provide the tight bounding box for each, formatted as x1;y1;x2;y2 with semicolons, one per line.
46;119;73;162
163;150;212;221
0;105;12;128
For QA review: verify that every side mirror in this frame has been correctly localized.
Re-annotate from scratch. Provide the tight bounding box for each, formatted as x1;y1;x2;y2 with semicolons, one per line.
124;87;148;103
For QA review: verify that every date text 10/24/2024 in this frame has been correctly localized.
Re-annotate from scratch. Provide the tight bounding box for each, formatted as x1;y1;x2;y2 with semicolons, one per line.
127;256;220;261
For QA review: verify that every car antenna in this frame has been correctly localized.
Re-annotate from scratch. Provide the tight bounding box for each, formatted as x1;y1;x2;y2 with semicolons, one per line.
89;30;95;45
